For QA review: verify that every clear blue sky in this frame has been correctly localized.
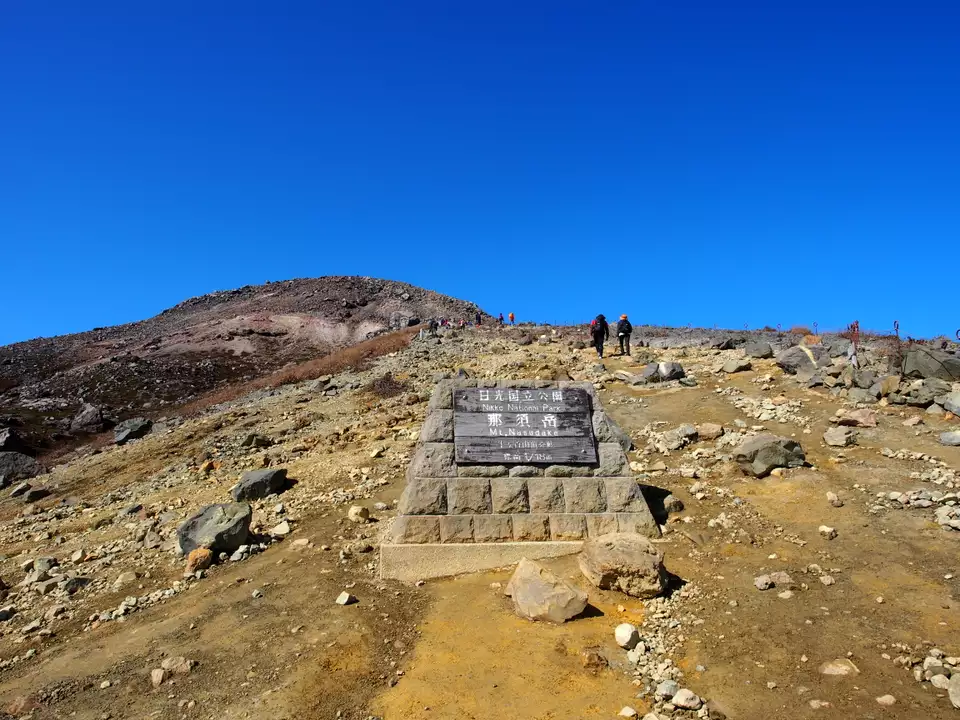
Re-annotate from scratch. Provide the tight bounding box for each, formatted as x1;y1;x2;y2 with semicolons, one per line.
2;1;958;345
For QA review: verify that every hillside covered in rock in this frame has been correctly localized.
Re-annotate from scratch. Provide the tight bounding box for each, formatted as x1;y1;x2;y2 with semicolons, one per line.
0;277;484;455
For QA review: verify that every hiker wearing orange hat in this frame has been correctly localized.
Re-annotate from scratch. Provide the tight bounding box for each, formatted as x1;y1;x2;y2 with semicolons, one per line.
616;314;633;356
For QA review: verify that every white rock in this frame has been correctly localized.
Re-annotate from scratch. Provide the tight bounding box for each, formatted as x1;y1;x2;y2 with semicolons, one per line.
931;674;951;689
875;695;896;706
671;688;702;710
618;708;638;718
347;505;370;523
819;658;859;676
335;591;357;606
654;679;679;699
615;623;640;649
820;575;835;586
819;525;837;540
270;520;291;536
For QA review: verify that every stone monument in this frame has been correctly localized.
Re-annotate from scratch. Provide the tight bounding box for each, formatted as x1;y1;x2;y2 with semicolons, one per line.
380;379;660;580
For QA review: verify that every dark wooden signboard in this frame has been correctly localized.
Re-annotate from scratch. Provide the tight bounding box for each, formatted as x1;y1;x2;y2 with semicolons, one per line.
453;387;597;464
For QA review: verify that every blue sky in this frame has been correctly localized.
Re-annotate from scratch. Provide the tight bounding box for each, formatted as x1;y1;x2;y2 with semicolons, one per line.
2;0;958;345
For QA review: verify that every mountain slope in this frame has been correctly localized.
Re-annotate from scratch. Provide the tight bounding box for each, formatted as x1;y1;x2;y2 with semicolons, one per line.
0;276;484;452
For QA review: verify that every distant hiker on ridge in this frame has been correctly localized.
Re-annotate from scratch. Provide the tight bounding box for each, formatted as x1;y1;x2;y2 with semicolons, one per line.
590;314;609;359
475;311;482;326
498;312;504;326
508;312;515;325
617;314;633;356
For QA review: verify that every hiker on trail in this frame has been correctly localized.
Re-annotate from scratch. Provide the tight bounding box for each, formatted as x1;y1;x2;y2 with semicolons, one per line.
590;314;609;359
475;311;482;326
498;313;504;326
616;314;633;356
508;312;515;325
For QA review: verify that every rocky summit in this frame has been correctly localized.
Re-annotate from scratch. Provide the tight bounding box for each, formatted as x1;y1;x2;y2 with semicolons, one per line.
0;282;956;720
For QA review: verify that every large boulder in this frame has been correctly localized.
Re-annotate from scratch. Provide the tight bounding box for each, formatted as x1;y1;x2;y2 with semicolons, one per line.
504;558;587;624
744;341;774;359
776;345;826;376
941;432;960;447
823;427;856;447
177;503;252;555
733;435;806;477
658;362;686;381
0;452;45;482
70;403;106;433
943;392;960;416
0;428;26;453
578;533;667;599
901;348;960;381
114;418;153;445
231;469;288;501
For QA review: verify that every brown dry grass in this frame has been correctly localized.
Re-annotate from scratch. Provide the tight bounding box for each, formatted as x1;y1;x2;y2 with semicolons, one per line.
176;327;419;416
788;325;812;335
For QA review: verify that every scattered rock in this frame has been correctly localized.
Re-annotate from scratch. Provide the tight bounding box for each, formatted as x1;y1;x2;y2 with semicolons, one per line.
823;427;856;447
151;668;167;687
733;435;806;477
722;358;752;374
232;469;287;501
672;689;702;710
875;695;896;706
0;452;45;482
615;623;640;649
114;418;153;445
819;658;859;676
505;558;587;623
940;431;960;447
819;525;838;540
177;503;252;555
335;591;357;606
347;505;370;524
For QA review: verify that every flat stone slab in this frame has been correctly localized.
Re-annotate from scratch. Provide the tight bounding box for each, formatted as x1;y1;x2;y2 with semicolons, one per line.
380;541;584;582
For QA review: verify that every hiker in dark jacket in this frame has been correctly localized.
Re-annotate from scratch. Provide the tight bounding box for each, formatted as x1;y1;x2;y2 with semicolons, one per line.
590;314;609;358
616;314;633;356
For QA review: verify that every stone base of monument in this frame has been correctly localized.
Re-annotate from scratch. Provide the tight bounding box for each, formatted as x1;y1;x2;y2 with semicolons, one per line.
380;541;584;582
380;379;662;581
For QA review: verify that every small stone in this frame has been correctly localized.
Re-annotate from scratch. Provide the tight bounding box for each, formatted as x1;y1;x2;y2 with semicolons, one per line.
618;707;638;718
150;668;166;688
754;575;774;591
876;596;884;604
778;590;795;599
99;681;111;690
270;520;291;536
819;525;837;540
184;548;213;574
654;679;679;699
336;591;357;606
875;695;896;706
819;658;859;676
615;623;640;649
671;689;702;710
826;491;844;508
931;674;951;689
251;588;264;599
347;506;370;524
160;657;194;675
820;575;835;586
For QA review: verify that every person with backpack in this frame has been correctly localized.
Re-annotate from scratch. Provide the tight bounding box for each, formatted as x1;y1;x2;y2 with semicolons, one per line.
508;312;515;325
590;314;609;358
616;314;633;356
